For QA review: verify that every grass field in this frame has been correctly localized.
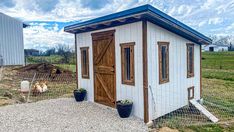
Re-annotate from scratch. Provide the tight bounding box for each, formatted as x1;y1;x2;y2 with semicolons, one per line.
202;52;234;116
202;52;234;70
181;51;234;131
26;54;76;64
26;55;76;73
55;64;76;73
26;55;64;64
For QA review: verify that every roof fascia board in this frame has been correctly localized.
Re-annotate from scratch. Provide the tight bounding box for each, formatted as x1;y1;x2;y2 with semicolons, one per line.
73;17;142;34
66;12;146;33
65;5;148;31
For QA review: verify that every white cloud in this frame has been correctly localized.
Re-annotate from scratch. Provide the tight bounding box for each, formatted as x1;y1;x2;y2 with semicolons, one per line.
198;20;207;27
24;23;73;51
226;23;234;31
201;0;216;9
208;18;223;25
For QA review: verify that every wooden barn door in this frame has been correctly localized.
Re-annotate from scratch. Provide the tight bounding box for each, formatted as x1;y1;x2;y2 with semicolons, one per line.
92;30;116;108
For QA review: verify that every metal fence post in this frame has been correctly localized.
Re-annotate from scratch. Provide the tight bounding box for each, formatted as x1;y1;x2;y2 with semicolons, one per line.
27;73;37;103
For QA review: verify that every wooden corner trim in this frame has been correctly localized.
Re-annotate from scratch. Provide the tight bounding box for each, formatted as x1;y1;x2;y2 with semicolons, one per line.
200;45;202;97
75;34;78;87
142;20;149;123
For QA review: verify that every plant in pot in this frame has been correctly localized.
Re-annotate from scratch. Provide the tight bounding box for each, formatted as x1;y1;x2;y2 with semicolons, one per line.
73;88;87;102
116;99;133;118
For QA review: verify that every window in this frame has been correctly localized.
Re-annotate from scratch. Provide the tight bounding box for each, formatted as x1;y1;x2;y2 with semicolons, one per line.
120;42;135;85
80;47;89;79
188;86;194;100
187;43;194;78
158;42;169;84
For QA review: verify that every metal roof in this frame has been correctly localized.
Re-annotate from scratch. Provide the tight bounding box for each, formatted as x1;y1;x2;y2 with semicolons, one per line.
64;4;211;45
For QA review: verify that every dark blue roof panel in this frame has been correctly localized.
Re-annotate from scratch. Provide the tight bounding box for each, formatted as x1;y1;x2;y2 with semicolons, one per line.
64;4;211;45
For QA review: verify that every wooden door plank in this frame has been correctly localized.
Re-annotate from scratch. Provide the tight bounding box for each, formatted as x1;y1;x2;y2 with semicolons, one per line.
96;74;115;103
94;38;113;65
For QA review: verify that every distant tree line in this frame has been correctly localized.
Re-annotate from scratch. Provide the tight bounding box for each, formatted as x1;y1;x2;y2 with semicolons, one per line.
209;35;234;51
25;44;76;64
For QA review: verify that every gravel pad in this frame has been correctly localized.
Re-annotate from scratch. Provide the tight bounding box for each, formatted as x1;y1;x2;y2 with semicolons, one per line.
0;98;147;132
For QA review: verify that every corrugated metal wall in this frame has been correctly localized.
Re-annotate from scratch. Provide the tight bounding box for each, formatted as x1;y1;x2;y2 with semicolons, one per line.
0;13;24;66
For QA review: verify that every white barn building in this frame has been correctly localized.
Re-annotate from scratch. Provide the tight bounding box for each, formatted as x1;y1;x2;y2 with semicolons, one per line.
0;13;26;66
203;44;229;52
65;5;211;123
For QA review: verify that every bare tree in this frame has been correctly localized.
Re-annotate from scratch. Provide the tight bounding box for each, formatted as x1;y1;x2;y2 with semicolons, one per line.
56;44;72;63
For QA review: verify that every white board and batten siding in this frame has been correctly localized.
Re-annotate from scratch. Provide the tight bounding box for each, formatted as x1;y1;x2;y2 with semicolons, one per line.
147;22;201;120
0;13;24;66
76;22;144;119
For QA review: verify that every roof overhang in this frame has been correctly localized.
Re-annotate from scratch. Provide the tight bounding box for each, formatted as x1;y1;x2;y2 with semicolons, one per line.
64;4;212;45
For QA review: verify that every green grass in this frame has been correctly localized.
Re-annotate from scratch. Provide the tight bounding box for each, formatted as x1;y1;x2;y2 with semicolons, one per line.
202;52;234;70
202;69;234;81
202;52;234;117
180;123;234;132
26;55;63;64
184;124;223;132
28;82;76;102
55;64;76;73
26;54;76;64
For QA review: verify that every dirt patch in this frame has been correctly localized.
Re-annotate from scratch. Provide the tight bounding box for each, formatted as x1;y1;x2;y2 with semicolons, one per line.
14;63;75;82
15;63;73;74
158;127;179;132
0;97;15;106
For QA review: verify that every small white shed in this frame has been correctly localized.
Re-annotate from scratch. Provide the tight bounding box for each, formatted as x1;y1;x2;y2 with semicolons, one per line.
65;4;211;123
0;12;27;66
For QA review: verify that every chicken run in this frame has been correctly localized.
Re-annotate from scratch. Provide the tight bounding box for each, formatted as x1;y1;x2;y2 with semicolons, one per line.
15;63;75;96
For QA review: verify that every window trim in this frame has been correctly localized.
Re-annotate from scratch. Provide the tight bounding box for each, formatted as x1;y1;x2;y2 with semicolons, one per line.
188;86;194;100
158;41;170;84
120;42;135;86
80;47;89;79
187;43;194;78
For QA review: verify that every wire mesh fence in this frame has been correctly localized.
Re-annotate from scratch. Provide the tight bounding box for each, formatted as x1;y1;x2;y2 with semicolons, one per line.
0;66;76;106
152;79;234;129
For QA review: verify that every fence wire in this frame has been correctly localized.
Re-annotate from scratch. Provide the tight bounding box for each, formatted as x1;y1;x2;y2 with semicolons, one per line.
0;67;76;106
152;82;234;129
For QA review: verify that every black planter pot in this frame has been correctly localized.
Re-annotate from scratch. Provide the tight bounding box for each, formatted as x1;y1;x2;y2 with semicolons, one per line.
116;101;133;118
73;90;86;102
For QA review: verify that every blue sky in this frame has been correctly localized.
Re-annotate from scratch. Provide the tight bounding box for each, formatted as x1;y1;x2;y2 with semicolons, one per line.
0;0;234;50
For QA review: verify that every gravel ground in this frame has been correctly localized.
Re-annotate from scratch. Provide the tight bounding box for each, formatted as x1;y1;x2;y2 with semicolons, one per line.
0;98;148;132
